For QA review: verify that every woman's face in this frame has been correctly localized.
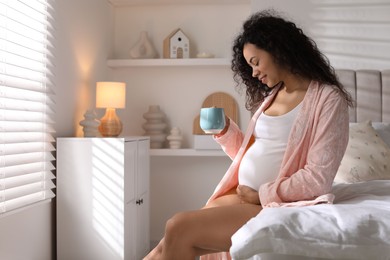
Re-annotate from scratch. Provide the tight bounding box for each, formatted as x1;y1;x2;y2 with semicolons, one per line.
243;43;286;88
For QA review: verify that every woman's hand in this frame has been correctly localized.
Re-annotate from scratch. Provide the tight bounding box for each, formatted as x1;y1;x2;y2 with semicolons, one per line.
236;185;261;205
214;116;230;137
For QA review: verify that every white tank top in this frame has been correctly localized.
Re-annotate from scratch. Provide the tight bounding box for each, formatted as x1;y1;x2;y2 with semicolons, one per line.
238;102;302;191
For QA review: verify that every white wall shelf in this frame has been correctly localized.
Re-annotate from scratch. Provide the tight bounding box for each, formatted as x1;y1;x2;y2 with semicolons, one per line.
150;149;226;157
107;58;230;68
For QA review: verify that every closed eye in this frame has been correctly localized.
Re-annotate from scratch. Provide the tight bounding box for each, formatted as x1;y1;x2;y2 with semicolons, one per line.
249;57;259;67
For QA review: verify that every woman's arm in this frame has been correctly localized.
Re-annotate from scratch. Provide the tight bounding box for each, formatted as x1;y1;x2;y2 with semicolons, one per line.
213;117;245;160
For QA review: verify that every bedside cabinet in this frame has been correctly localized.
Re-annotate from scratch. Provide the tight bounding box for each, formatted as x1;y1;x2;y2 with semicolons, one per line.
57;137;150;260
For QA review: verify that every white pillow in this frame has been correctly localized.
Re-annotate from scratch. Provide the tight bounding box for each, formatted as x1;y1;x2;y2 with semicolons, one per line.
372;122;390;147
335;121;390;183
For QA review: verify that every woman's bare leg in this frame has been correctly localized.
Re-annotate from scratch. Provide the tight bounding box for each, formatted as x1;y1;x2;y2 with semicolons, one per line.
162;203;261;259
144;190;240;259
144;191;261;259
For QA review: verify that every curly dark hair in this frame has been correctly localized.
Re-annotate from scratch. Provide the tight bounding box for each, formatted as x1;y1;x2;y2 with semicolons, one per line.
232;9;353;112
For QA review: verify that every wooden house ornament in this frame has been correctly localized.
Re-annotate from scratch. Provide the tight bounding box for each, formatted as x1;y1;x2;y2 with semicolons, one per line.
163;28;190;59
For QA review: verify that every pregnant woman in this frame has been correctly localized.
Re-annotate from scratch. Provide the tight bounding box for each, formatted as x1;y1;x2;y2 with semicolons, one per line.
144;9;353;260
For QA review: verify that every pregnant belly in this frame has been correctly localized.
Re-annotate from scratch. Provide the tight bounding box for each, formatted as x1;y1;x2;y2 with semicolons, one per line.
238;139;286;191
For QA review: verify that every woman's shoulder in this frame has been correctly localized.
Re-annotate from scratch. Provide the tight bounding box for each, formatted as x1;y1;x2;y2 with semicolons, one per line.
310;81;346;100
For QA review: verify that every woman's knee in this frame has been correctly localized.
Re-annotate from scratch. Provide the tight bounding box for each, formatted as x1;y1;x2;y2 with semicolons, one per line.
165;211;192;239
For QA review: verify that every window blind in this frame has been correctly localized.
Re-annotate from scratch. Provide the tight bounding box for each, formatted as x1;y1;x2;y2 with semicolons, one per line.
0;0;56;214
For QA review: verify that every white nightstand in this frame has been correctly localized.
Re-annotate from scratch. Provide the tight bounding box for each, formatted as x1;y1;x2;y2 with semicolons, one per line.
56;137;150;260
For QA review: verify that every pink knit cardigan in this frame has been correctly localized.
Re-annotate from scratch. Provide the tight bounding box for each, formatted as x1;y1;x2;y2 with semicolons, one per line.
201;81;349;260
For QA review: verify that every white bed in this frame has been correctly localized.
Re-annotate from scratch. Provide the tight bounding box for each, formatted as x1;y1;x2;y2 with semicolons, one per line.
229;70;390;260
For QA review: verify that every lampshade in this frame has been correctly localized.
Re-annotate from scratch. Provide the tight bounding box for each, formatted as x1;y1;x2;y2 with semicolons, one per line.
96;81;126;137
96;82;126;108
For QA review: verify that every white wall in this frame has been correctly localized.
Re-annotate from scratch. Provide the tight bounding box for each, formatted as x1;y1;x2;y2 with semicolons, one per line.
111;4;251;143
252;0;390;70
0;0;113;259
251;0;316;32
0;202;53;260
56;0;114;138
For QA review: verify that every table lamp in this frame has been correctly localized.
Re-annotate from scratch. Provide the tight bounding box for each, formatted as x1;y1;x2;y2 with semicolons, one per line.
96;81;126;137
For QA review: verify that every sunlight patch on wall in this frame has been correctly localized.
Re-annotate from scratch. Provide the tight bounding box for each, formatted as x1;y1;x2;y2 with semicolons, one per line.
309;0;390;70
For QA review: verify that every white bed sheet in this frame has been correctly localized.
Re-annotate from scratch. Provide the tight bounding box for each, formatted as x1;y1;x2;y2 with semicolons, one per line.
230;180;390;260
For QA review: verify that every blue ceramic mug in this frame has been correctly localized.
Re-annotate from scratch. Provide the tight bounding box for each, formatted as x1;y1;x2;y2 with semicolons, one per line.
200;107;226;134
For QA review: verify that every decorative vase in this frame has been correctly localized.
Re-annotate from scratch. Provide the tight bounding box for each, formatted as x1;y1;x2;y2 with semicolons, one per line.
129;31;158;59
142;105;167;148
167;127;183;149
79;109;100;137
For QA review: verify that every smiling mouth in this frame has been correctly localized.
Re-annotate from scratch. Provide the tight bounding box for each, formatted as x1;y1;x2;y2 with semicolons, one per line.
259;75;266;83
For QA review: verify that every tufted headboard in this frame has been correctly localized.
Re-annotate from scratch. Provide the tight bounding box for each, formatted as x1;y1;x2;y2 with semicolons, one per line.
336;70;390;123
